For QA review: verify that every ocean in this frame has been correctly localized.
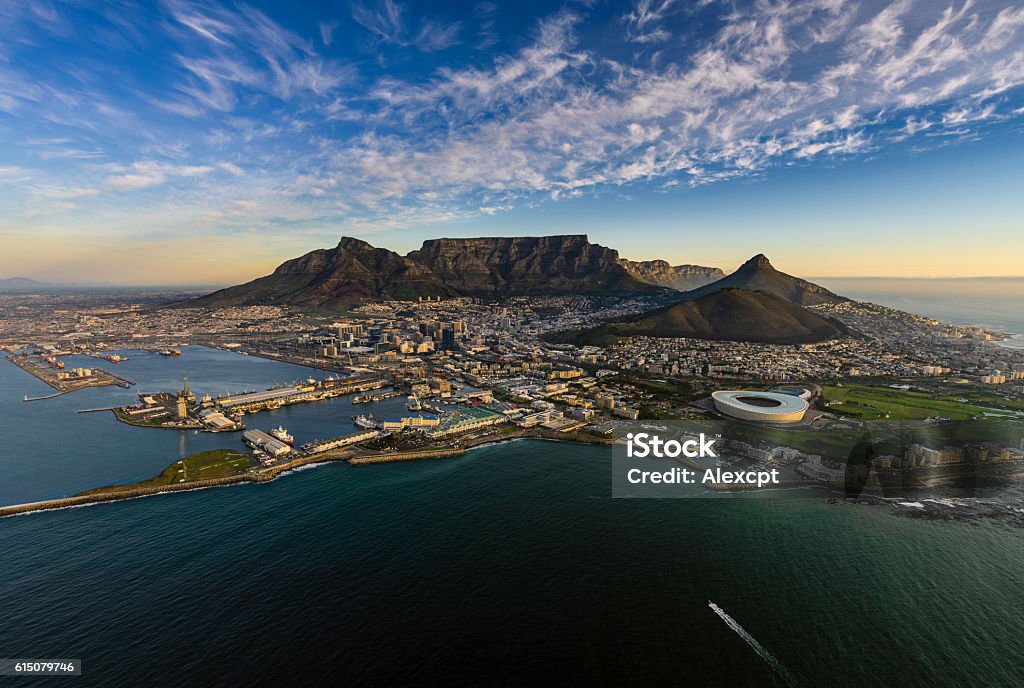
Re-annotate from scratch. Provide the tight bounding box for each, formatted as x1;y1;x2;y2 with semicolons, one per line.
1;288;1024;686
814;277;1024;347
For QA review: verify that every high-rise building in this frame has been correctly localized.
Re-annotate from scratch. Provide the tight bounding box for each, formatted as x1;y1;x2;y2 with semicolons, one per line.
334;322;364;338
441;327;457;351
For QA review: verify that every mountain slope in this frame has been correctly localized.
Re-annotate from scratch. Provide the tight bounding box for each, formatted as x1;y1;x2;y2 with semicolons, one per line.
185;235;664;309
548;288;849;346
683;254;846;306
0;277;49;291
618;259;724;291
189;237;453;310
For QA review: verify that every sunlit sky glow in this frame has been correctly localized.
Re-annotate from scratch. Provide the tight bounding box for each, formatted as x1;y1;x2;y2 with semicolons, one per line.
1;0;1023;285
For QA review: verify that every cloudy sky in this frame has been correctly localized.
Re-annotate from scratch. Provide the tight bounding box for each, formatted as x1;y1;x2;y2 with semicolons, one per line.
1;0;1023;284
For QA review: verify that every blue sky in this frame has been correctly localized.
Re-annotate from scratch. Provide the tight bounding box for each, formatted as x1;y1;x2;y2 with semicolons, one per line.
1;0;1023;284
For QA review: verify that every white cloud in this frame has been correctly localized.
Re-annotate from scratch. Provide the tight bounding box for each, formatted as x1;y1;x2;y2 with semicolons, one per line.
3;0;1024;236
102;161;215;191
164;0;353;112
623;0;678;43
351;0;461;52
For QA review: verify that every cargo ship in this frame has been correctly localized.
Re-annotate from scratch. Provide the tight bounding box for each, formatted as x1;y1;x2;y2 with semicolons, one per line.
159;349;181;356
270;426;294;445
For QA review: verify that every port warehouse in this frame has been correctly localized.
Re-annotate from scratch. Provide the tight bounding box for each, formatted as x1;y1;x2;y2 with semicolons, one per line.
215;374;387;412
242;429;293;457
218;385;311;409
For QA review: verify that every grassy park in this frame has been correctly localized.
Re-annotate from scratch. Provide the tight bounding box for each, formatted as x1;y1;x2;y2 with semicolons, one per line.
821;384;990;421
77;449;253;495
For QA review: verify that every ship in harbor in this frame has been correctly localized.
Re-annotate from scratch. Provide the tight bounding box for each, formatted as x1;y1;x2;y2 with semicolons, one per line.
352;390;402;404
270;426;294;446
159;349;181;356
352;414;380;429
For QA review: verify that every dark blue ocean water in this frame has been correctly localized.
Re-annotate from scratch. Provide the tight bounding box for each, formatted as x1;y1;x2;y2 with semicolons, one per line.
3;348;1024;687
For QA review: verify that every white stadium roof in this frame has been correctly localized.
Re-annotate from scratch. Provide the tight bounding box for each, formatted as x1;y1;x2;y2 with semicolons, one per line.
711;391;809;424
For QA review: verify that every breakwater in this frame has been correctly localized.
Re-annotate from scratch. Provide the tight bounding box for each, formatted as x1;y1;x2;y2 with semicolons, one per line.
349;448;467;465
0;435;593;517
0;474;257;518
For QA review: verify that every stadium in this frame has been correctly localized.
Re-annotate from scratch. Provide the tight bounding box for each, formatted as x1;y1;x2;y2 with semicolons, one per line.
711;391;810;424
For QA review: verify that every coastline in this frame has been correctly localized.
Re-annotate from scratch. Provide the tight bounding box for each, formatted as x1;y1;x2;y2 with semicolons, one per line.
0;430;613;519
994;333;1024;350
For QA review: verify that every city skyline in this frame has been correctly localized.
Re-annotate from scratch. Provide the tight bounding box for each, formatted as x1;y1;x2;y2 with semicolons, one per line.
2;0;1024;284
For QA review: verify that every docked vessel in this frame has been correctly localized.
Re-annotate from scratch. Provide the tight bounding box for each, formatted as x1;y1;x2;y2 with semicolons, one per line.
352;414;379;429
353;390;401;404
270;426;294;445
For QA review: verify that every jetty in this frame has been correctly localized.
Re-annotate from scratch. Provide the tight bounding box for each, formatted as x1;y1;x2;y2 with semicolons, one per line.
0;475;258;518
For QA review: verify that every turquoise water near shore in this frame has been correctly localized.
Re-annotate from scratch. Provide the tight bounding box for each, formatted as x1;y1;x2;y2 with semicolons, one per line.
3;346;1024;686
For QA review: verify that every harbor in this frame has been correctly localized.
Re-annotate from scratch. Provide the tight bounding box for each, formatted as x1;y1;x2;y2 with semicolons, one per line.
8;352;136;395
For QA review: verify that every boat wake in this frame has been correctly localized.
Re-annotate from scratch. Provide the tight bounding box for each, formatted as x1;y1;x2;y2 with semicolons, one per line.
708;601;798;687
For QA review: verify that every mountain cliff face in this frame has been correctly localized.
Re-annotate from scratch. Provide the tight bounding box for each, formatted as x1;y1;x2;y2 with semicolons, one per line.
408;235;652;296
186;235;662;309
190;237;453;310
683;254;847;306
618;259;724;291
547;288;849;346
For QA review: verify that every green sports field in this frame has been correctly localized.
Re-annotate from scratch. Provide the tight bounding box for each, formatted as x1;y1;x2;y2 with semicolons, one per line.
821;384;988;421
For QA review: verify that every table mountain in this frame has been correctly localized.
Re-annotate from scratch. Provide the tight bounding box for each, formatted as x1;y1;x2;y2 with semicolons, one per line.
184;235;663;309
408;235;655;297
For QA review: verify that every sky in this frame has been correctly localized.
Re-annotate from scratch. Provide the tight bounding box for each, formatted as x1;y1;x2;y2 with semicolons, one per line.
1;0;1023;285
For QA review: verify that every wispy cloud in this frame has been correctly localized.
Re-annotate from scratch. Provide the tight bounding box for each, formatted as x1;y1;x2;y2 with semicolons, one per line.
351;0;461;52
623;0;677;43
103;161;215;191
163;0;354;113
1;0;1023;246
